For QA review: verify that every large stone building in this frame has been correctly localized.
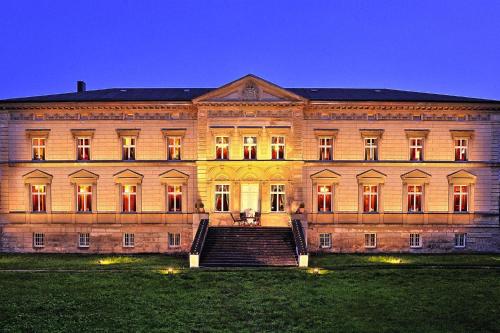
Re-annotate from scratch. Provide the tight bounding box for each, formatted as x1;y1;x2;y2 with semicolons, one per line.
0;74;498;257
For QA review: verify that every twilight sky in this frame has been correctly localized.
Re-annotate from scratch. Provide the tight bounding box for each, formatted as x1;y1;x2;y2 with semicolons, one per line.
0;0;499;100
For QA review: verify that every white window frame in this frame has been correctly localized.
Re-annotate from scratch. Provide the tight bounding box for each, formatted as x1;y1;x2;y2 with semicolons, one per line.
166;185;182;212
319;137;333;161
454;139;468;161
123;233;135;247
364;138;378;161
122;185;137;213
407;185;423;213
243;136;257;160
453;185;469;212
31;185;47;212
167;136;182;160
215;136;229;160
364;233;377;248
317;185;333;213
76;137;91;160
122;137;136;160
168;233;181;248
33;233;45;248
409;137;424;161
270;184;285;212
271;136;285;160
77;184;92;212
409;233;422;248
319;233;332;249
214;184;230;212
78;233;90;248
32;137;46;160
454;233;466;248
362;185;378;213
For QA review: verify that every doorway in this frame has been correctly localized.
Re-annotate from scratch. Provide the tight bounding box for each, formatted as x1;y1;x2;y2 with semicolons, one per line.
240;183;260;212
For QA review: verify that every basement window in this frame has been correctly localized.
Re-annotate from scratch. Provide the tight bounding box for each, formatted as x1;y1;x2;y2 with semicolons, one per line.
319;233;332;249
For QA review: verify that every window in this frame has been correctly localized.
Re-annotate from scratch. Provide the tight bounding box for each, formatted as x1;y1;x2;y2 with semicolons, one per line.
409;233;422;248
364;138;378;161
31;185;46;212
32;138;46;160
409;138;423;161
33;233;45;248
167;137;181;160
123;233;135;247
77;185;92;212
454;233;466;248
407;185;423;213
271;136;285;160
270;184;285;212
363;185;378;213
122;185;137;212
78;233;90;248
319;137;333;160
364;233;377;248
317;185;333;213
215;136;229;160
453;185;468;212
214;184;230;212
168;233;181;248
122;137;136;160
167;185;182;212
243;136;257;160
454;139;468;161
77;137;91;160
319;233;332;249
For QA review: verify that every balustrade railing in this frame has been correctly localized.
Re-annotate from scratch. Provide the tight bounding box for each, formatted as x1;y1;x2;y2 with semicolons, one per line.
190;218;209;255
290;219;308;256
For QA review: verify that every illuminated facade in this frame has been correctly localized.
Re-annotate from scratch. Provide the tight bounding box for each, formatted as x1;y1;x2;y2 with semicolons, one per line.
0;75;498;253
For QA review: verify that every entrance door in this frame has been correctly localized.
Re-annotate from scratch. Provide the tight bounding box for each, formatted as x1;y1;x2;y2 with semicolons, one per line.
240;183;260;212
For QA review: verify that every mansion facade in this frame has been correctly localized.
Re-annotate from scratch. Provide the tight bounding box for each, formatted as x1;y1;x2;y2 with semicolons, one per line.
0;74;499;254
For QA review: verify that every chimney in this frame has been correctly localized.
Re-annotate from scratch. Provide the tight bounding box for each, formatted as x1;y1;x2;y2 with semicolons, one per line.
77;80;86;93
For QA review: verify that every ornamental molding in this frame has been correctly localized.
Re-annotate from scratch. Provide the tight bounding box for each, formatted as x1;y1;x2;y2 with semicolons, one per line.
207;109;293;118
304;110;491;121
9;110;197;121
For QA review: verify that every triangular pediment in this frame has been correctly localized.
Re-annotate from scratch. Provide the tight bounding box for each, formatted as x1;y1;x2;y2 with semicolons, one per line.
357;169;387;184
113;169;144;184
69;169;99;184
193;74;306;103
159;169;189;184
401;169;431;183
447;169;476;184
23;169;53;184
310;169;341;182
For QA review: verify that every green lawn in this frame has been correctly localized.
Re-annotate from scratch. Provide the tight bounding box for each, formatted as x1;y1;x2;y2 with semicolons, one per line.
0;254;499;332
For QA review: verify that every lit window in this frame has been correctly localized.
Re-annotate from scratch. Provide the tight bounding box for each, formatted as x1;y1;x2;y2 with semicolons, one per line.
167;185;182;212
168;233;181;248
214;184;230;212
363;185;378;213
32;138;46;160
364;138;378;161
33;233;45;248
77;137;91;160
243;136;257;160
317;185;332;213
123;233;135;247
270;184;285;212
454;139;468;161
453;185;468;212
78;233;90;248
319;137;333;160
77;185;92;212
122;185;137;212
454;233;466;248
319;233;332;249
271;136;285;160
167;137;181;160
215;136;229;160
364;233;377;248
122;137;136;160
409;138;423;161
31;185;46;212
409;233;422;248
407;185;423;213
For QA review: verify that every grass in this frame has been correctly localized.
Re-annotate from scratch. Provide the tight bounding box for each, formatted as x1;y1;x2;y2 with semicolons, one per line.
0;254;499;332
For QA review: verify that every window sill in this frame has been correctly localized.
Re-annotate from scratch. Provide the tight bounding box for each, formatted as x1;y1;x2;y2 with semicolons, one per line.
30;212;47;214
362;212;379;214
76;211;93;214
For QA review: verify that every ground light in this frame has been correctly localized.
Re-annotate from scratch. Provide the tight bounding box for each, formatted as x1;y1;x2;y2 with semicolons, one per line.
158;267;181;275
307;267;328;275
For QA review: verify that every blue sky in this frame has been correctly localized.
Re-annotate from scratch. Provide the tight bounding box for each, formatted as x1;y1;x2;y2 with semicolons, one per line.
0;0;499;100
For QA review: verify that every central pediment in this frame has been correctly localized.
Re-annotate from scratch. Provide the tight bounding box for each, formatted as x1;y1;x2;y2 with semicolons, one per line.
193;74;306;103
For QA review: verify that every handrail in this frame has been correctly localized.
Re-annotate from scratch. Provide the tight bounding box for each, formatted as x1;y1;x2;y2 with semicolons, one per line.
190;218;209;255
290;219;307;256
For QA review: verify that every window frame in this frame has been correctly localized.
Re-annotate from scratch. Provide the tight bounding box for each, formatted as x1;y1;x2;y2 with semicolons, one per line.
168;233;181;248
319;137;333;161
270;136;285;160
76;184;93;213
407;184;423;213
270;184;286;212
214;184;230;212
364;137;378;161
33;233;45;248
166;184;182;213
76;137;91;161
32;137;46;161
409;233;422;248
123;233;135;248
78;233;90;248
453;185;469;213
31;185;47;213
243;136;257;160
364;233;377;248
215;136;229;160
409;137;424;161
167;136;182;160
317;185;333;213
454;138;468;161
319;233;332;249
454;233;466;248
122;185;137;213
362;185;378;213
122;136;136;160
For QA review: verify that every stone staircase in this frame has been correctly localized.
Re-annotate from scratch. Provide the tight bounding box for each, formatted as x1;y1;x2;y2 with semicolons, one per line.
199;227;298;267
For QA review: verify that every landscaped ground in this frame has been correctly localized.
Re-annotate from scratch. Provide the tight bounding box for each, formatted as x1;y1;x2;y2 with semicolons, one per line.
0;254;499;332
